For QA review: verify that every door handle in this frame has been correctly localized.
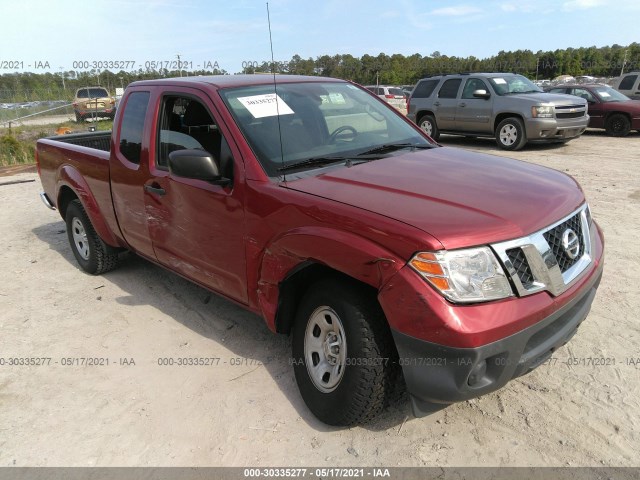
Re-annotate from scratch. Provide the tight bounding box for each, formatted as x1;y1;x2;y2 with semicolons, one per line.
459;102;466;107
144;184;166;196
434;101;441;107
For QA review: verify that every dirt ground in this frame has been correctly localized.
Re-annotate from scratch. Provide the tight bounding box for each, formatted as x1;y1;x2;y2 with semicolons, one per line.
0;130;638;468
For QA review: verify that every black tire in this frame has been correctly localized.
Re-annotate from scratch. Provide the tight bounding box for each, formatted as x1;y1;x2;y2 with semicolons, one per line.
605;113;631;137
292;278;400;426
65;199;120;275
495;117;527;150
75;112;84;123
417;114;440;141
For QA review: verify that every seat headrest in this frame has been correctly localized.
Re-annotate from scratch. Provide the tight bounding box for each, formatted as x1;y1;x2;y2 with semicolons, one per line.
183;102;213;127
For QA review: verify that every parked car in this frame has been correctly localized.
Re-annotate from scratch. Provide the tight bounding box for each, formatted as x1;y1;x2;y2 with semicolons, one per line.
546;84;640;136
72;87;116;122
37;74;603;426
611;72;640;100
408;73;589;150
364;85;407;114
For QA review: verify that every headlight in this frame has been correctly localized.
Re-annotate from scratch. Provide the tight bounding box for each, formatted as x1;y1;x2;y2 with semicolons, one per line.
409;247;513;303
532;105;554;118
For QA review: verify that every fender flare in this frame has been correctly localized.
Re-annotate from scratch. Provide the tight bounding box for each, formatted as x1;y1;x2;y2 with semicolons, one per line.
256;226;405;331
56;165;120;247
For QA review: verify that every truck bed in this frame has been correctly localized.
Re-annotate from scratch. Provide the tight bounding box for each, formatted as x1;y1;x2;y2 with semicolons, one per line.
37;130;122;247
50;131;111;152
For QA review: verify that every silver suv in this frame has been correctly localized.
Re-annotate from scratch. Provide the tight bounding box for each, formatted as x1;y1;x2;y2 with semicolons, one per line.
407;73;589;150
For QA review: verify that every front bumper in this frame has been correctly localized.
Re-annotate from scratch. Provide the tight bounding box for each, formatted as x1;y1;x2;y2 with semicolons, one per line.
392;260;603;417
526;116;589;141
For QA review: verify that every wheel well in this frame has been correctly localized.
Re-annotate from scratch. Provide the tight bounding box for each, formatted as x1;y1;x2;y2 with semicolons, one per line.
605;111;631;122
494;113;523;132
57;186;79;219
274;263;378;335
416;110;435;123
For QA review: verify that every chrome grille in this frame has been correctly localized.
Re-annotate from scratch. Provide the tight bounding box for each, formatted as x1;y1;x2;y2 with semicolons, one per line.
543;213;583;273
506;248;534;289
492;205;594;298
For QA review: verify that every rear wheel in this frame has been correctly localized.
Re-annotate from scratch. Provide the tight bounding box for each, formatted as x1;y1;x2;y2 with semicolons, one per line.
75;112;84;123
418;114;440;141
292;279;399;426
496;117;527;150
65;200;120;275
605;113;631;137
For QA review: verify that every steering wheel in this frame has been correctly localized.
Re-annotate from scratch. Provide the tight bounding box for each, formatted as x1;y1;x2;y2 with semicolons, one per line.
328;125;358;144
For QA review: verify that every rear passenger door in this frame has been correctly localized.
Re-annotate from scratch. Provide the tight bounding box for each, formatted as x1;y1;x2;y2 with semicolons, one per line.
144;88;248;304
433;78;462;130
455;78;493;133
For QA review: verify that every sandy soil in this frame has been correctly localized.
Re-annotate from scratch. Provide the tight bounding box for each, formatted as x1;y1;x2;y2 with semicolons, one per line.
0;130;638;467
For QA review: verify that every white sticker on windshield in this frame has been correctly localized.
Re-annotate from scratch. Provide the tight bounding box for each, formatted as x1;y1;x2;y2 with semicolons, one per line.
599;91;611;97
238;93;294;118
493;78;507;84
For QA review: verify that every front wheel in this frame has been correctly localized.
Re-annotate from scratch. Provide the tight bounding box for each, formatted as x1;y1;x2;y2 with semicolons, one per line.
292;279;399;426
496;117;527;150
65;199;120;275
605;113;631;137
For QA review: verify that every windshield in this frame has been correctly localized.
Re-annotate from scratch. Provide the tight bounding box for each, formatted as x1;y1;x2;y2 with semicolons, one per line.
592;85;630;102
77;88;109;98
220;81;431;176
487;75;543;96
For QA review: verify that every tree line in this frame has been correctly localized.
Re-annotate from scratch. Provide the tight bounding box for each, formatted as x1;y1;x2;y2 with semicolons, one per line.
1;43;638;102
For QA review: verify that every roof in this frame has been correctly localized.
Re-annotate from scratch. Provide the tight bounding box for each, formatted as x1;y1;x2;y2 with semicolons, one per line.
129;74;343;90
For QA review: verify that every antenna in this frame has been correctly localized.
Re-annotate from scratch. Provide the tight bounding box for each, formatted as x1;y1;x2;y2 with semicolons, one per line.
267;2;286;181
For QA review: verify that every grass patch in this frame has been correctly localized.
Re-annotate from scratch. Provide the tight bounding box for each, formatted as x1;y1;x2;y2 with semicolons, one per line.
0;119;113;166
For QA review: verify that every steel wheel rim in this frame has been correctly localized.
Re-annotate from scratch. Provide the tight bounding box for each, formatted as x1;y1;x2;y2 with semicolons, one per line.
71;217;90;260
500;124;517;145
420;119;433;136
304;306;347;393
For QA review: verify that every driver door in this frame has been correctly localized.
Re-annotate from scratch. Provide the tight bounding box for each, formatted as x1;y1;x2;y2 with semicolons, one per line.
144;89;248;304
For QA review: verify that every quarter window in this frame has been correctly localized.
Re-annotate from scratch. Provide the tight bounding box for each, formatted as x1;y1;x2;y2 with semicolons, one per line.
119;91;150;164
412;79;439;98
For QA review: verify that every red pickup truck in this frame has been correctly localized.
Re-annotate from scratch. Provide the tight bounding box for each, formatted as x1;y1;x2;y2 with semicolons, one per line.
37;75;604;426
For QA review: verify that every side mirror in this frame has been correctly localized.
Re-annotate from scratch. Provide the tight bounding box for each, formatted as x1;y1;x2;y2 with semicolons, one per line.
168;149;230;186
473;89;491;99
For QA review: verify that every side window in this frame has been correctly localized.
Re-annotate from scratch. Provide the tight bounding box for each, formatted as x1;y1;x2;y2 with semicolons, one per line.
438;79;462;99
412;79;439;98
156;96;234;181
619;74;638;91
571;88;595;102
461;78;488;99
549;88;567;94
119;91;150;164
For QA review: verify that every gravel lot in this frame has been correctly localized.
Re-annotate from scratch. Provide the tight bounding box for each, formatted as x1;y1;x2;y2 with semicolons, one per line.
0;130;639;468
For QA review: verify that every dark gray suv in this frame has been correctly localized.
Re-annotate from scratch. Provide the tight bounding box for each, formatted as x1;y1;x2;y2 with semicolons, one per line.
407;73;589;150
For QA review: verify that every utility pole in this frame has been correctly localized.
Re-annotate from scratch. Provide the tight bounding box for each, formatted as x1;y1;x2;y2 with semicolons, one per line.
177;54;183;77
535;58;539;81
620;49;628;76
59;67;66;90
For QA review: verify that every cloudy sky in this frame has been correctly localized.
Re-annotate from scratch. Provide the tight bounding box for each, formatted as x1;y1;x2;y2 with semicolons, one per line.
2;0;638;74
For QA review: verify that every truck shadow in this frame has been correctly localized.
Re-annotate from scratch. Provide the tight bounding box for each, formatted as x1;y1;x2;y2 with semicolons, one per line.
32;220;413;432
436;134;576;152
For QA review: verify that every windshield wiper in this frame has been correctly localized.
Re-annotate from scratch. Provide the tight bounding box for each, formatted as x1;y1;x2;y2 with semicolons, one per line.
277;156;349;172
357;143;432;156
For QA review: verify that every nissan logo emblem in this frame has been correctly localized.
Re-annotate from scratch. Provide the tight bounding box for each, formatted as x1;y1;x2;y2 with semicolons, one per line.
562;229;580;259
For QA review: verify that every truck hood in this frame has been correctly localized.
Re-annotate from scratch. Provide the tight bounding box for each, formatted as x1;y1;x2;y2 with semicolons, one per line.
512;92;586;106
284;147;585;250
